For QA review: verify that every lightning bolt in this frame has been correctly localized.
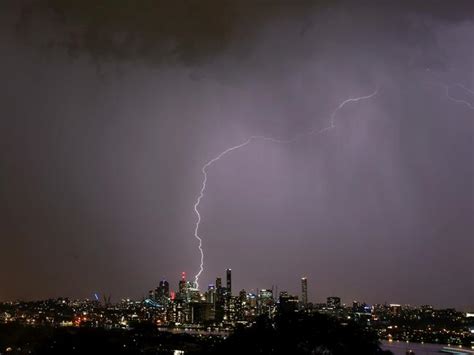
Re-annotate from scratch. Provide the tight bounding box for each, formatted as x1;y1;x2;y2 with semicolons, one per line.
444;83;474;110
193;140;252;288
428;82;474;110
192;87;379;289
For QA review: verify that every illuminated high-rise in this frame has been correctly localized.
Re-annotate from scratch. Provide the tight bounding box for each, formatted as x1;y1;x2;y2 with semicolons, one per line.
258;289;274;316
206;284;216;304
178;272;187;296
226;268;232;295
215;277;224;322
279;291;299;314
159;280;170;298
155;279;170;305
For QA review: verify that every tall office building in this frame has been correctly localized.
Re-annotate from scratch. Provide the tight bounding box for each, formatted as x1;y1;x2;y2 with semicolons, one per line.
178;272;187;296
216;277;224;303
226;268;232;295
301;277;308;305
258;289;274;316
206;284;216;304
215;277;224;322
154;280;170;304
158;280;170;298
279;291;299;314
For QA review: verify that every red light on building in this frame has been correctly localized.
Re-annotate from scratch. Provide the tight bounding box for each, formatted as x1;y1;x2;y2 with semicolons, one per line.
181;272;186;280
170;291;176;300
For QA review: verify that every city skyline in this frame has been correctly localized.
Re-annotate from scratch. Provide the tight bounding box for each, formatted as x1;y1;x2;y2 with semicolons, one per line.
146;269;474;311
3;267;471;313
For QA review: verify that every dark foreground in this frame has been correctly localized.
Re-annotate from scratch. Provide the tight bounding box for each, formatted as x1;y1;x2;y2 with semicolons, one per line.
0;313;392;354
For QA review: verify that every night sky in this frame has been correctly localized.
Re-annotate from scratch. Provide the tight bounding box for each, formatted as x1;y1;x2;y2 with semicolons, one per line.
0;1;472;309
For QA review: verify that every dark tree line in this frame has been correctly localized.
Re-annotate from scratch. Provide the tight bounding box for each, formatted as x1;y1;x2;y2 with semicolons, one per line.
0;313;393;354
210;313;392;355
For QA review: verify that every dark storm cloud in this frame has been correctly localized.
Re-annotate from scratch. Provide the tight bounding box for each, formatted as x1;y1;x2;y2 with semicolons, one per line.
13;0;319;65
12;1;474;68
0;1;472;308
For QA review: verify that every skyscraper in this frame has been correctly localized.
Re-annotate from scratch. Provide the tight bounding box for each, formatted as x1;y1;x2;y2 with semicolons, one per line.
279;291;299;314
215;277;224;322
155;280;170;304
258;289;274;316
226;268;232;295
206;284;216;304
301;277;308;305
159;280;170;298
216;277;224;303
178;272;187;296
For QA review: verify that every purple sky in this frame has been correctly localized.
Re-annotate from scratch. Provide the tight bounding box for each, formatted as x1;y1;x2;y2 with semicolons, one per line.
0;1;472;309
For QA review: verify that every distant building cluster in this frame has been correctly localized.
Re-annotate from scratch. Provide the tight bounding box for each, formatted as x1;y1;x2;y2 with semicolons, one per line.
1;269;473;349
145;269;304;326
